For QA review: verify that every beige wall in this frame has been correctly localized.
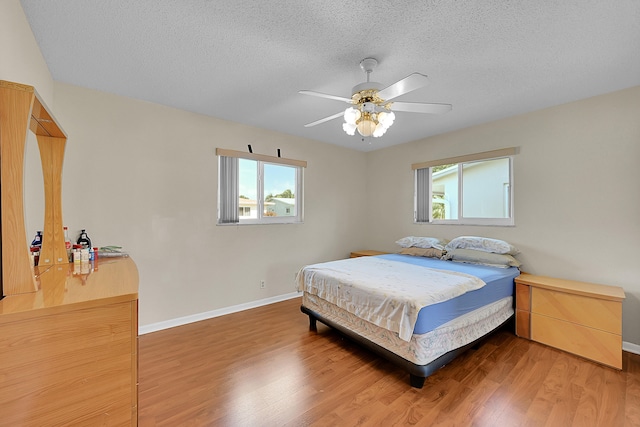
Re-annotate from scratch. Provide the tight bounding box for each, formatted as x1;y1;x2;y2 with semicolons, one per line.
0;0;53;104
366;86;640;346
52;82;368;326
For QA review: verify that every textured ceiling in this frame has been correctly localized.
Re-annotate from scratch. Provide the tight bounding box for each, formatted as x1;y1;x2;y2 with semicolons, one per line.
20;0;640;152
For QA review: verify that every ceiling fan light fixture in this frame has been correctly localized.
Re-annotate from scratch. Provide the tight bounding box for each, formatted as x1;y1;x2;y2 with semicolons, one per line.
344;107;395;138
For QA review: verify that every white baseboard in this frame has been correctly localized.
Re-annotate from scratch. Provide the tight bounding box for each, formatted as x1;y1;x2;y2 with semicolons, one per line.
139;291;301;335
623;341;640;355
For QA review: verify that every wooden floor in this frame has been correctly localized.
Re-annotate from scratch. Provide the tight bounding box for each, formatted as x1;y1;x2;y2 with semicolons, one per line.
138;297;640;426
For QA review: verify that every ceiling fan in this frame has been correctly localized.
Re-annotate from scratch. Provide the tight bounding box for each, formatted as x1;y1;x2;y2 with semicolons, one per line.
300;58;452;138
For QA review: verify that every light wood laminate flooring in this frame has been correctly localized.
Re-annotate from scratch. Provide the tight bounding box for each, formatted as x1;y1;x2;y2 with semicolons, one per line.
138;297;640;426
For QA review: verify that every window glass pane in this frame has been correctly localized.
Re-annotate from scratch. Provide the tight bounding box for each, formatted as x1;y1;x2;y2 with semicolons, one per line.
415;154;513;226
462;158;510;218
219;154;303;225
431;164;458;220
264;163;296;217
239;159;258;219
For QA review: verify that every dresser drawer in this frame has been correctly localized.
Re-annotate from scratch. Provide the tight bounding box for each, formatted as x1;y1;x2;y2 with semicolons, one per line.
531;287;621;334
531;313;622;369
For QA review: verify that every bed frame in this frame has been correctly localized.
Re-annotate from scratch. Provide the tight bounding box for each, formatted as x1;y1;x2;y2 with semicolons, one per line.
301;304;514;388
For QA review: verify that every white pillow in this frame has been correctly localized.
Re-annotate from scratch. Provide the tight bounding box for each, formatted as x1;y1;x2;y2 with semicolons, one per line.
442;248;521;268
444;236;519;255
395;236;448;250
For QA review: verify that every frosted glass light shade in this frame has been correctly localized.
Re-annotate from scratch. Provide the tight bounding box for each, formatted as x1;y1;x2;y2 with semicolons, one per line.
357;119;376;137
378;111;395;128
343;122;357;135
373;122;386;137
344;107;361;124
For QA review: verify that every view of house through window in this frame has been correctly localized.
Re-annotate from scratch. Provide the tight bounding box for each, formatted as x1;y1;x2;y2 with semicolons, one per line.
431;164;455;220
238;159;298;221
415;151;514;226
462;158;510;219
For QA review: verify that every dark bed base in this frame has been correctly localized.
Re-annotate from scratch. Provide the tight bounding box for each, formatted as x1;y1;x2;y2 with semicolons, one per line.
301;304;513;388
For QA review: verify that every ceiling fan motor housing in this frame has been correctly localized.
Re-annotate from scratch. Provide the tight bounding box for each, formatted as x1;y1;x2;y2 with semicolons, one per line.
352;81;383;95
351;82;385;105
362;102;376;113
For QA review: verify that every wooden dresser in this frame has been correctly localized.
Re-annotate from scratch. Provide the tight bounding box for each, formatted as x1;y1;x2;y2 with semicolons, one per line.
0;257;139;426
515;273;625;369
0;80;139;425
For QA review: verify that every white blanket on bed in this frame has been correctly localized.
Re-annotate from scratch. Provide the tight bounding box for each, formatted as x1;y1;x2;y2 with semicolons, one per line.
296;256;486;342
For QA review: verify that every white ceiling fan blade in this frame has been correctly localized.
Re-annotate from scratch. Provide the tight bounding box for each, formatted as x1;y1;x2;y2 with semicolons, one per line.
304;111;345;127
299;90;352;103
390;102;452;114
377;73;430;101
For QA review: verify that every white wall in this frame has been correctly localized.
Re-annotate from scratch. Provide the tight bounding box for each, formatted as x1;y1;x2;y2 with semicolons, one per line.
365;86;640;346
52;82;368;327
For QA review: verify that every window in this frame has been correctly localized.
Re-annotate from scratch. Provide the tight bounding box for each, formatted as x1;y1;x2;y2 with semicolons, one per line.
217;148;305;225
413;148;516;226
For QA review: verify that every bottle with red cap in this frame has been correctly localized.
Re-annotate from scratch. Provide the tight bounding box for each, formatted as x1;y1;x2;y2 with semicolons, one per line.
64;226;72;262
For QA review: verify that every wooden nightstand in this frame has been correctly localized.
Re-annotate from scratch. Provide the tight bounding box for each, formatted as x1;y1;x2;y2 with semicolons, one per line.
350;250;389;258
515;273;625;369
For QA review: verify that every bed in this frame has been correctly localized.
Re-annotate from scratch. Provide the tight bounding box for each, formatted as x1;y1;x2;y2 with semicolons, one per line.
297;249;521;388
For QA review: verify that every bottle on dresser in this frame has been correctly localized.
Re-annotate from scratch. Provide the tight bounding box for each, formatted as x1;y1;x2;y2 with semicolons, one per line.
76;229;92;249
64;226;72;262
30;230;42;266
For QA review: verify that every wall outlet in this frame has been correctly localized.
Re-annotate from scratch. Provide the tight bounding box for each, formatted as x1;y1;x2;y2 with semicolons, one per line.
260;280;265;289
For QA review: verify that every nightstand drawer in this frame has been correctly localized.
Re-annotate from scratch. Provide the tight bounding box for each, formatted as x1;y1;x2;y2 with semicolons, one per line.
531;313;622;369
531;287;621;334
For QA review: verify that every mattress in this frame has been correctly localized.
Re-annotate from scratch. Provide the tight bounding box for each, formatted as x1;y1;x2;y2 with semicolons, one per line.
303;292;514;366
377;254;519;333
298;255;498;341
298;254;519;340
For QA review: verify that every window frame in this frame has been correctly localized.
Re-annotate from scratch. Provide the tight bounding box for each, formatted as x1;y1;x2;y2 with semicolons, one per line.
412;148;517;226
240;159;303;225
217;148;306;225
